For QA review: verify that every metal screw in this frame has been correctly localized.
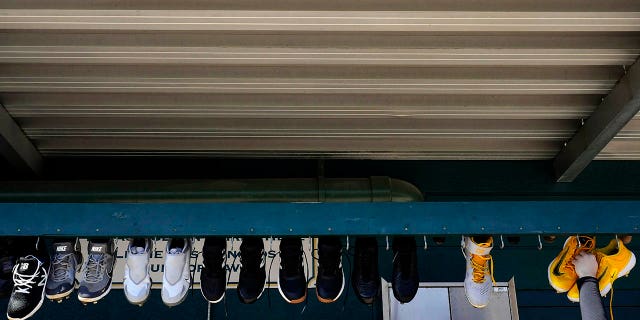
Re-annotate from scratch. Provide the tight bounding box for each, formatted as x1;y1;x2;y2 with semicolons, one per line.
96;228;100;232
442;226;447;231
327;227;332;231
519;226;524;230
404;226;409;231
171;228;176;232
481;226;485;231
16;228;20;232
557;226;561;230
56;228;61;232
289;228;293;232
249;227;255;232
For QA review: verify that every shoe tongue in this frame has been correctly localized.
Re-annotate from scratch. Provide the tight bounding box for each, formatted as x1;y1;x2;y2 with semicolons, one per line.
130;246;146;254
54;242;74;254
90;243;108;256
16;256;39;275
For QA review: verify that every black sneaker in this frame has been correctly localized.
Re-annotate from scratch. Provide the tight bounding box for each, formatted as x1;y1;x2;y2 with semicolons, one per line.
78;239;116;304
237;237;266;304
351;237;380;305
200;237;227;304
46;239;83;301
392;236;419;303
278;237;307;304
7;255;48;320
316;237;344;303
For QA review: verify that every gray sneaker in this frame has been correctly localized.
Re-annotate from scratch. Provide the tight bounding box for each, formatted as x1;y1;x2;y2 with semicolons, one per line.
78;240;116;304
46;239;82;302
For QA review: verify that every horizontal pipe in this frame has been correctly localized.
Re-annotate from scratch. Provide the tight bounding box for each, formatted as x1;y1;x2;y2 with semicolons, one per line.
0;177;423;203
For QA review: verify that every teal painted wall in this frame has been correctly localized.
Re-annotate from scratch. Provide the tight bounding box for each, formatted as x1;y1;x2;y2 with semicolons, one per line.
1;159;639;319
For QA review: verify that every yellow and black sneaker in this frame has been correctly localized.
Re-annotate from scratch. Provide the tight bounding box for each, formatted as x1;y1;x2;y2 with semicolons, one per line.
567;237;636;302
547;236;595;293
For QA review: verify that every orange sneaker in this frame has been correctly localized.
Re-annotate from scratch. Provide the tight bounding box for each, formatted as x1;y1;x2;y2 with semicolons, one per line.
548;236;595;293
566;238;635;302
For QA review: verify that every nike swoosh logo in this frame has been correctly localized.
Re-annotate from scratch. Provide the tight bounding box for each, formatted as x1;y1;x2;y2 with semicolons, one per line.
552;249;569;276
597;266;609;282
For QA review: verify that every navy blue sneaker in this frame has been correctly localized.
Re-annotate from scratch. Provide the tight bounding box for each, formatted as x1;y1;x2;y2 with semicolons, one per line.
352;237;380;305
392;237;419;303
200;237;227;304
316;237;344;303
78;239;116;304
46;239;82;302
237;238;266;304
277;237;307;304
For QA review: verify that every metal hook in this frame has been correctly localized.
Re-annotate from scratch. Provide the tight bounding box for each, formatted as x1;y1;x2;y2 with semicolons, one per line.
269;237;273;252
231;238;235;251
386;236;390;251
309;236;312;250
499;235;505;249
346;235;349;251
423;235;428;250
537;235;543;251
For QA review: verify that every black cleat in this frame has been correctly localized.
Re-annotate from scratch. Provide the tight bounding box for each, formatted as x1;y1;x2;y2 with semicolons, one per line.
316;237;344;303
237;237;266;304
392;237;419;303
200;237;227;304
277;237;307;304
352;237;380;305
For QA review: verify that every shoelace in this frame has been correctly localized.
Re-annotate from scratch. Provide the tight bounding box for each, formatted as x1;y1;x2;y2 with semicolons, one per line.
563;237;596;274
470;253;495;284
13;273;37;294
280;247;303;277
240;247;262;272
51;253;73;282
84;254;106;283
321;246;342;277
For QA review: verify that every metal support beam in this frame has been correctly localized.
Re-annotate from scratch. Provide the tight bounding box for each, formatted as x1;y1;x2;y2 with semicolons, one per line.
0;201;638;237
0;101;42;174
554;60;640;182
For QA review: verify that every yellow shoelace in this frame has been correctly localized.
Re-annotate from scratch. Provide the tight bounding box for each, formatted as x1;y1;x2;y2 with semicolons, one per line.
471;253;495;284
563;237;596;273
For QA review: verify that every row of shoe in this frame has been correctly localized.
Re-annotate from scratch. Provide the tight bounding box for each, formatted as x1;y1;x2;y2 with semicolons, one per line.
5;235;500;319
548;236;636;302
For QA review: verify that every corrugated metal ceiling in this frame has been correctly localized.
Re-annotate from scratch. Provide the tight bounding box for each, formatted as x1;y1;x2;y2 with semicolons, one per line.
0;0;639;160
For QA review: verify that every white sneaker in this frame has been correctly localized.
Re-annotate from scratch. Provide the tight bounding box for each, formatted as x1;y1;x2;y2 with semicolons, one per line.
123;239;152;306
461;236;494;308
162;238;192;307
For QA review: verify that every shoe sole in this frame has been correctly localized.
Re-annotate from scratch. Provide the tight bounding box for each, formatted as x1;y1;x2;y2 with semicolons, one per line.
547;237;574;293
7;287;45;320
316;273;345;304
277;274;307;304
78;282;112;304
463;284;489;308
162;289;189;307
46;288;73;301
599;252;636;297
202;290;225;304
238;283;266;304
